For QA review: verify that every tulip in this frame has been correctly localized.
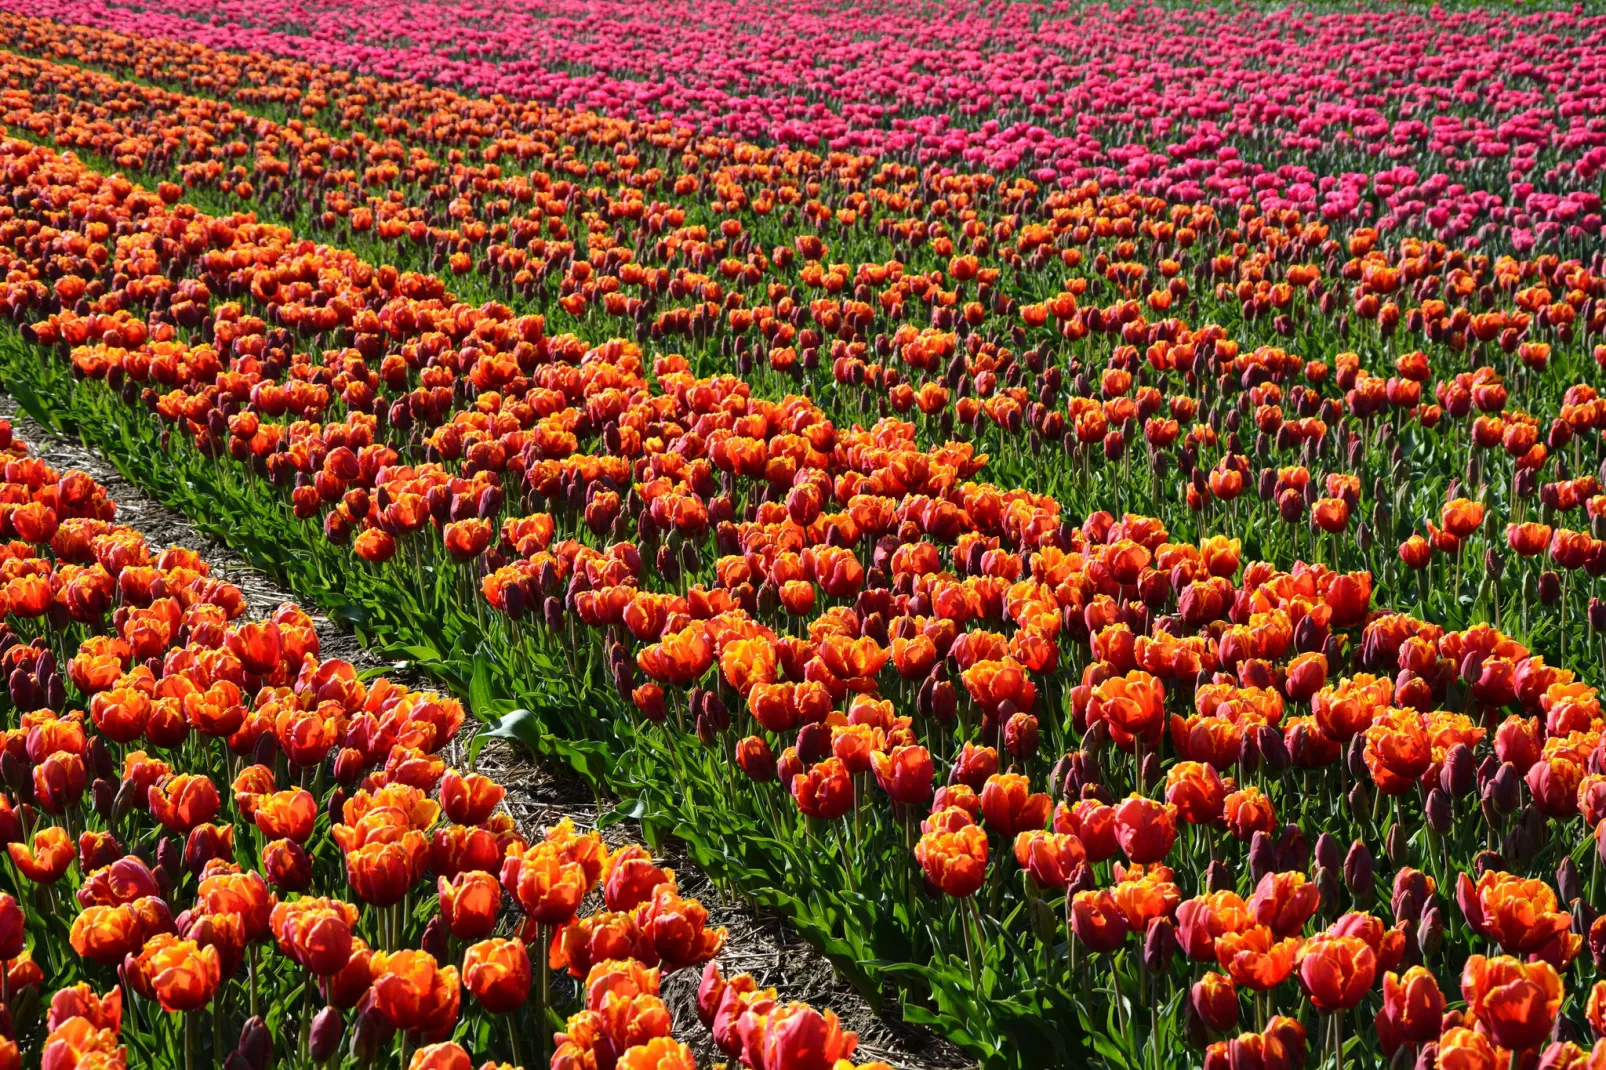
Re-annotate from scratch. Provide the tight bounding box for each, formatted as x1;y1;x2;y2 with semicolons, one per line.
1113;793;1177;864
1380;967;1445;1046
1192;972;1239;1033
462;937;531;1013
368;949;462;1037
1296;934;1376;1012
438;871;502;940
1460;954;1562;1051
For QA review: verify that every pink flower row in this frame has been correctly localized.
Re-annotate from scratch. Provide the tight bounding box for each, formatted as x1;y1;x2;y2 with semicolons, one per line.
20;0;1606;251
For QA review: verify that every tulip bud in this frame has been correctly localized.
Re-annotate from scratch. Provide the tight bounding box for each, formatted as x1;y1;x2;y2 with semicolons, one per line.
1441;744;1476;798
1344;840;1374;901
0;754;30;804
1256;725;1290;773
237;1017;271;1070
1417;905;1444;957
1316;865;1342;918
1487;762;1521;814
1183;1001;1211;1049
1345;735;1368;781
157;836;181;886
1504;822;1537;870
929;679;957;726
1592;597;1606;632
1248;832;1275;885
310;1008;344;1062
92;778;116;822
1204;860;1233;894
1385;823;1407;868
1143;918;1177;975
349;1006;390;1063
701;692;730;733
795;722;831;764
1573;901;1596;949
1347;780;1370;822
1139;751;1161;791
1424;789;1452;835
1538;570;1562;604
1238;732;1261;776
1314;832;1341;874
1558;857;1583;906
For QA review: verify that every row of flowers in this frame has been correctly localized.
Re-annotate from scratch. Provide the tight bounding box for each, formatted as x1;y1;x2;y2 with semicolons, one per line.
3;0;1604;250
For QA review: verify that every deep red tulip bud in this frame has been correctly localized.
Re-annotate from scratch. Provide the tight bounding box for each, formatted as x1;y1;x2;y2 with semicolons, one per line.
1344;841;1374;901
1144;918;1177;975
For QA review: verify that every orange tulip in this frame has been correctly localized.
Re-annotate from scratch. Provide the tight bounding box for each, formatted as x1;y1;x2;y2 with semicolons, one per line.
1363;708;1433;795
633;885;728;970
1442;498;1486;539
439;769;506;826
1295;934;1376;1012
1380;967;1445;1046
254;788;317;843
438;871;502;941
1089;670;1166;748
9;826;74;883
1012;830;1087;891
271;898;358;975
1215;925;1300;991
1431;1027;1496;1070
1113;794;1177;864
135;937;222;1012
69;903;148;966
791;757;854;821
735;1002;857;1070
369;949;462;1037
555;912;648;977
1456;871;1574;958
1311;498;1350;534
502;841;590;924
916;824;988;898
616;1037;697;1070
979;773;1051;837
1165;761;1226;825
46;982;123;1033
462;937;531;1013
1249;872;1319;938
1460;954;1561;1051
408;1042;472;1070
148;773;220;834
1070;889;1129;953
603;845;672;913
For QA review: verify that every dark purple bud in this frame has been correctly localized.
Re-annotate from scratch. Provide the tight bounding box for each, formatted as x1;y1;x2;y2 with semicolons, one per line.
1416;906;1444;957
237;1016;271;1070
1143;918;1176;975
1316;865;1342;918
310;1008;344;1062
1256;725;1290;773
1441;744;1476;798
1486;762;1521;814
1385;823;1407;868
1559;857;1584;907
1204;859;1233;894
1248;831;1276;885
1538;570;1561;605
1425;789;1452;835
1343;840;1374;901
1314;832;1341;874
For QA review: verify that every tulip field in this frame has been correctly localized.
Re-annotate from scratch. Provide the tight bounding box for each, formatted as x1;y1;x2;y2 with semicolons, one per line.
1;2;1606;1068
